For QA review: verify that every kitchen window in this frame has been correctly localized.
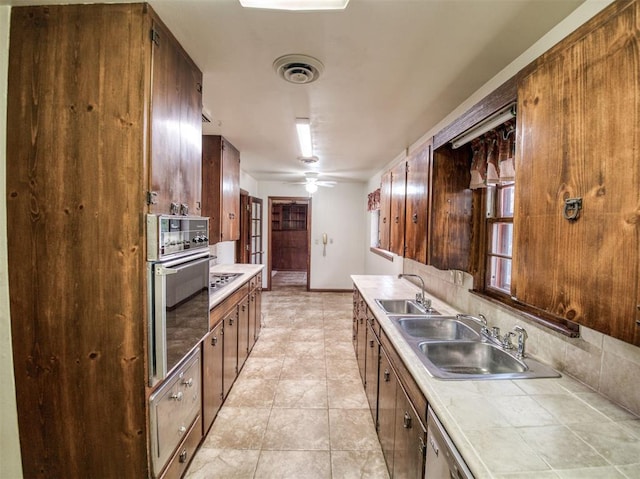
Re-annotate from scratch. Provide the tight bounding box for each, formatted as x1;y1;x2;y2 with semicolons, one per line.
486;182;514;295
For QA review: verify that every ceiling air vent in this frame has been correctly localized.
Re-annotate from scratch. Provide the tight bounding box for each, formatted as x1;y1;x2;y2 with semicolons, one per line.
299;155;319;165
273;54;324;84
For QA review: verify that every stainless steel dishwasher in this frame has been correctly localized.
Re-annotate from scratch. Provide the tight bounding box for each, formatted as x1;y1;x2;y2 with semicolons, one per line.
425;407;473;478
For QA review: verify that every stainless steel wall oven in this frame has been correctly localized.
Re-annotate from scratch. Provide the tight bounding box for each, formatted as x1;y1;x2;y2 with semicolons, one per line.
147;214;210;386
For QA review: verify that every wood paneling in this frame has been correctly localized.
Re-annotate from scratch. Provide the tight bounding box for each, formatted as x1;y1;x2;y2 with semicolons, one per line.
429;146;473;271
390;161;407;256
202;136;240;243
405;141;431;263
272;230;308;270
513;0;640;345
379;170;392;251
149;18;202;215
6;5;152;477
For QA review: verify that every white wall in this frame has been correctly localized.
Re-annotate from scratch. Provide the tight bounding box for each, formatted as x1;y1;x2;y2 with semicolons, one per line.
257;181;366;290
0;5;24;478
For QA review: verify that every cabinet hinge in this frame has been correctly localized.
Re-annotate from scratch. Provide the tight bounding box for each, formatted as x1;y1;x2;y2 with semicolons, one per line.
150;28;160;46
146;191;158;205
419;436;426;456
405;162;409;173
196;83;202;94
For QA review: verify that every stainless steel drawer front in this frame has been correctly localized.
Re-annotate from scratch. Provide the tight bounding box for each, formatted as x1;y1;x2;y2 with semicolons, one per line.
149;350;202;477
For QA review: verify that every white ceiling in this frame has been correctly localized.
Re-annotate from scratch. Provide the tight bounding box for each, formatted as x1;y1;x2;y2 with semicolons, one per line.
4;0;585;184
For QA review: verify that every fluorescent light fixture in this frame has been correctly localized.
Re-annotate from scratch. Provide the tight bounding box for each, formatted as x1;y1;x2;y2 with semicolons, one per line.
295;118;313;158
239;0;349;10
305;181;318;194
451;103;516;149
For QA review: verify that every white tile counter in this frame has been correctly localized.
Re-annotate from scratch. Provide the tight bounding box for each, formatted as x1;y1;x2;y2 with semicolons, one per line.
352;275;640;478
209;263;263;310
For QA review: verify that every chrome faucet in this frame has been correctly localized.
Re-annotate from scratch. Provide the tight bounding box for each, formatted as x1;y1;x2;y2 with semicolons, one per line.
501;331;516;350
456;313;490;336
398;274;428;307
514;325;528;359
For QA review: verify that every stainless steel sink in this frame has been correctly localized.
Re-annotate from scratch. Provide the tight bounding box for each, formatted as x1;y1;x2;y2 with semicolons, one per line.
396;317;480;341
412;340;560;380
375;299;439;316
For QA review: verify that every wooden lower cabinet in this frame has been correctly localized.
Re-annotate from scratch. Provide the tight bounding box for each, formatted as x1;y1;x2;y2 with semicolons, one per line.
365;319;381;425
238;295;250;371
378;347;398;473
393;383;427;479
222;306;238;398
202;323;224;434
249;276;262;350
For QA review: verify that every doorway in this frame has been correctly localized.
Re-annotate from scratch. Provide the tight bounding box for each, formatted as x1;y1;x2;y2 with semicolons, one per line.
267;196;311;291
237;190;263;265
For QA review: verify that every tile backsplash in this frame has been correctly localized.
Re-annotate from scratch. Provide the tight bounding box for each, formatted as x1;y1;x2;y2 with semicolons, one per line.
403;259;640;418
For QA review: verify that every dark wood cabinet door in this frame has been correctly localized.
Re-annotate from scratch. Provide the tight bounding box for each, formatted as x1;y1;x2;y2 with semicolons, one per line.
390;161;407;256
405;141;431;263
149;19;202;215
237;295;250;371
379;170;392;251
221;138;240;241
393;384;427;479
378;348;397;474
222;308;238;398
365;321;380;425
356;299;368;386
203;323;224;434
514;0;640;345
429;146;473;271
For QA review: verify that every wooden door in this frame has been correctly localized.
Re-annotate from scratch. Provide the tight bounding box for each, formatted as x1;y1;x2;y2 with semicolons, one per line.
250;197;264;265
365;321;380;425
378;347;397;474
221;138;240;241
390;161;407;256
393;384;427;479
405;141;431;263
238;191;251;263
379;170;392;251
149;18;202;215
429;146;473;271
222;307;238;398
237;295;250;371
513;0;640;345
202;322;223;434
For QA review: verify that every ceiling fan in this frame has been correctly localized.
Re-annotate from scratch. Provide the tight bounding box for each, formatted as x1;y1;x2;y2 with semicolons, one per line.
288;172;337;193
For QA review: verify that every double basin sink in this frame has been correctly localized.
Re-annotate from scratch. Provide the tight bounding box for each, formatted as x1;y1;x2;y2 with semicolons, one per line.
376;299;559;380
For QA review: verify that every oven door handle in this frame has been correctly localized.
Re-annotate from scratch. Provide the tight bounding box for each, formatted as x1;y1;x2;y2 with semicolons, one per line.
155;265;179;276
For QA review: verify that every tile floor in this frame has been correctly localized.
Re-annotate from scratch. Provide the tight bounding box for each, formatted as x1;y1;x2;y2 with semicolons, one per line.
184;272;390;479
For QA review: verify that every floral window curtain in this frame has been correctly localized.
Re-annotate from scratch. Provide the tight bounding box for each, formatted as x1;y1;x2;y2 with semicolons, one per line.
469;119;516;188
367;188;381;211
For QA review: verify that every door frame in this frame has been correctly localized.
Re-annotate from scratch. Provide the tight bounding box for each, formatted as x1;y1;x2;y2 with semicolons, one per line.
267;196;311;291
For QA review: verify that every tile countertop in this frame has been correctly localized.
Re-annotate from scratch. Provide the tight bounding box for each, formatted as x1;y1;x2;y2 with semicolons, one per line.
351;275;640;479
209;263;264;310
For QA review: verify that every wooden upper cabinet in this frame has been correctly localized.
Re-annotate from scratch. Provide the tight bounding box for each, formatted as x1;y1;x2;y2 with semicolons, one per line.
379;170;392;251
202;135;241;243
513;0;640;345
429;146;472;271
390;161;407;256
405;141;431;264
149;18;203;215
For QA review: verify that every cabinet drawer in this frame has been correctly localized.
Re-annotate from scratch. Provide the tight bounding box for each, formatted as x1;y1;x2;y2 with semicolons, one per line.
149;350;202;477
159;415;202;479
249;272;262;290
209;284;247;329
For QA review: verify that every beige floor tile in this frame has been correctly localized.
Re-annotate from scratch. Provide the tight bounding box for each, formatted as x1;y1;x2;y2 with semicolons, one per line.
239;357;284;380
327;378;369;409
329;409;381;450
291;318;324;329
262;408;330;450
294;329;325;342
184;448;260;479
331;450;390;479
249;339;287;358
200;407;270;450
323;310;351;321
273;379;328;408
281;357;326;380
326;357;362;382
254;450;331;479
324;328;353;342
285;340;326;359
224;379;278;408
325;341;357;360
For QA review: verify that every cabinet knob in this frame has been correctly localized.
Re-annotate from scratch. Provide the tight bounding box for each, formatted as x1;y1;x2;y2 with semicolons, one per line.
179;448;188;463
384;369;390;382
170;391;184;401
180;203;189;215
170;202;180;215
211;336;218;346
412;213;418;224
181;377;193;388
403;411;412;429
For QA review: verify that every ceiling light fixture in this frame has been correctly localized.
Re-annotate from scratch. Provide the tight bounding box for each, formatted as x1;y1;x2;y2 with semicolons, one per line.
450;103;516;149
305;181;319;194
295;118;313;158
239;0;349;11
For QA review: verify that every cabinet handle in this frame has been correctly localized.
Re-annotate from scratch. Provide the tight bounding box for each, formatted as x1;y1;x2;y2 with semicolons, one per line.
229;317;234;326
403;411;412;429
211;336;218;346
384;369;390;382
180;203;189;215
412;213;418;224
170;202;180;215
229;212;236;219
394;216;399;224
382;217;387;224
369;339;374;348
179;448;188;463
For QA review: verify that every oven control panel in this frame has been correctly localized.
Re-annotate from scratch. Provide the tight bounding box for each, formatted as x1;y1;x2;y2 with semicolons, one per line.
147;215;209;261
